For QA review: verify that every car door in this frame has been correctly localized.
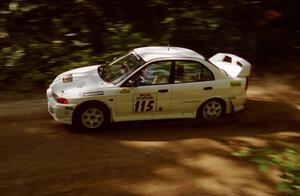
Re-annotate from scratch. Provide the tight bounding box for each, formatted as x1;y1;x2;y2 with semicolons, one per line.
170;60;216;117
115;60;173;121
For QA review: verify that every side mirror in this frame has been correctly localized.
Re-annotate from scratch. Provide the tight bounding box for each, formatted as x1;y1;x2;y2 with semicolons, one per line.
123;79;137;87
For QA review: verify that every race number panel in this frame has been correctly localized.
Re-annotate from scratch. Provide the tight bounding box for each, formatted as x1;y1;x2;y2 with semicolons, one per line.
133;93;158;113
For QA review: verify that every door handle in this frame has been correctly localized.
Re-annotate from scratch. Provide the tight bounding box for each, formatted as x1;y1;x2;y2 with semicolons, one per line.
203;87;213;90
158;89;168;93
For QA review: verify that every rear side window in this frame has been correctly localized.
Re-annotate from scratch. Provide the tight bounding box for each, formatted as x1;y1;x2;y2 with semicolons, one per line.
175;61;214;83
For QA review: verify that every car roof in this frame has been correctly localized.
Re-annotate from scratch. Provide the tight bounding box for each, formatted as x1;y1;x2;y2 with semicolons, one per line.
133;46;205;62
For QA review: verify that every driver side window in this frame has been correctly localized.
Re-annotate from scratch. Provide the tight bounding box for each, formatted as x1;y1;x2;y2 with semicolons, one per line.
130;61;172;86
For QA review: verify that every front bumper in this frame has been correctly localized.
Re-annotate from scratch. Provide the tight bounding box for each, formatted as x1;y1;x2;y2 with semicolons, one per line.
47;88;77;124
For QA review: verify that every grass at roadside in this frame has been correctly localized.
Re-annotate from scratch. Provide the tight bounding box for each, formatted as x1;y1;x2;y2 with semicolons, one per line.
232;141;300;195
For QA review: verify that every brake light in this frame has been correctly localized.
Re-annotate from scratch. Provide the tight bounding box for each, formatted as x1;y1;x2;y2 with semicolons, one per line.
56;97;69;104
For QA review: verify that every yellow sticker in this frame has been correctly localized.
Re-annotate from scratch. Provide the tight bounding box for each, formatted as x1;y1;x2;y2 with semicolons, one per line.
119;88;130;93
230;81;242;87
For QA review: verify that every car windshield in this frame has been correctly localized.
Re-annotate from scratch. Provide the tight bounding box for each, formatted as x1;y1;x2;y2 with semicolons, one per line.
100;52;145;84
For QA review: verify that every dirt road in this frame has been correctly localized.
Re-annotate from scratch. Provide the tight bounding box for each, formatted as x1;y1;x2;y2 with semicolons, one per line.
0;75;299;196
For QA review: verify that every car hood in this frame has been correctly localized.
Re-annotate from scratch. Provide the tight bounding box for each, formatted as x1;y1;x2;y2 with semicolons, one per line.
50;65;113;98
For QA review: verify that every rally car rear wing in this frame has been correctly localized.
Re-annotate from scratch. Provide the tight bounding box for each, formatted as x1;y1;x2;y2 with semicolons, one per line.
209;53;251;78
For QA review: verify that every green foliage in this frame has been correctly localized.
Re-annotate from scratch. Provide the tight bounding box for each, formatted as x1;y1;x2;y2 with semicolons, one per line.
231;146;254;157
232;143;300;195
0;0;298;89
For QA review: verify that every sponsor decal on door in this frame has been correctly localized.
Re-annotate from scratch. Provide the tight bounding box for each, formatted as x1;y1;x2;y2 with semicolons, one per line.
133;93;158;112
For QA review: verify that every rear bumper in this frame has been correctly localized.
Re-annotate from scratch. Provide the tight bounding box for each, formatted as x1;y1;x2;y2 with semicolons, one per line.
225;95;246;114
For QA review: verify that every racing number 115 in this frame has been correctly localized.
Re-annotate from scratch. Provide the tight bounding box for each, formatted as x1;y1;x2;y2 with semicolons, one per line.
134;100;155;112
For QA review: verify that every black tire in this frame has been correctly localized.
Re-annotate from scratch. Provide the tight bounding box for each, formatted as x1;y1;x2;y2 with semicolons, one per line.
72;102;109;131
199;99;224;120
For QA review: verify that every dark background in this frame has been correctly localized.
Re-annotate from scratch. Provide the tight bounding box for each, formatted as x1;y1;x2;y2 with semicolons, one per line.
0;0;299;89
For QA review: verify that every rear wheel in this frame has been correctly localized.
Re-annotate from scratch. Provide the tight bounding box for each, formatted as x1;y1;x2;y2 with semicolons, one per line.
73;102;109;131
200;99;224;120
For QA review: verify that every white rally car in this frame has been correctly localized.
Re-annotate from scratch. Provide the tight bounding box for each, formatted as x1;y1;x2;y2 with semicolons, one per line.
47;46;251;130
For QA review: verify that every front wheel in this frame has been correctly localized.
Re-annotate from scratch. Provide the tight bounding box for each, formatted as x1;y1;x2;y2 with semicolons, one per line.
73;102;109;131
200;99;224;120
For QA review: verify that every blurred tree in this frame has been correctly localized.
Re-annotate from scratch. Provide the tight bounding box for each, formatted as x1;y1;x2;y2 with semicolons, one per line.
0;0;298;88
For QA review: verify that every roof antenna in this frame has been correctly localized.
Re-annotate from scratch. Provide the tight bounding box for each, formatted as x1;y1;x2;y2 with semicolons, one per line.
167;18;173;51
